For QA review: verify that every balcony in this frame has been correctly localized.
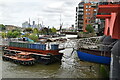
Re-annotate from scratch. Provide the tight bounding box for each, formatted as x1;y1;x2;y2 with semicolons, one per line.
79;5;84;7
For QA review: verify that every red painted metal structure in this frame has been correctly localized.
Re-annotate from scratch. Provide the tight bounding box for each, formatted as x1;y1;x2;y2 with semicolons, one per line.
96;4;120;39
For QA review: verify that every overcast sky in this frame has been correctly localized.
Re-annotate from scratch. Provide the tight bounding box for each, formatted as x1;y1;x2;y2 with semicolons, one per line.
0;0;81;28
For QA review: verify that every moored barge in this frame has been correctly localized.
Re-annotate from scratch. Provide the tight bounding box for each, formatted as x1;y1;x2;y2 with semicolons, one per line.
3;41;63;65
3;49;35;66
77;36;117;65
77;48;111;65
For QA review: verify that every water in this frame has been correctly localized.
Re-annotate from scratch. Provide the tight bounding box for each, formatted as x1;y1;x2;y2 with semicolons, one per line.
1;48;101;78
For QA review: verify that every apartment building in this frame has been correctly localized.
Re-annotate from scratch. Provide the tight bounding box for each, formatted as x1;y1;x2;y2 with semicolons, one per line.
75;1;98;32
83;2;98;32
75;1;84;31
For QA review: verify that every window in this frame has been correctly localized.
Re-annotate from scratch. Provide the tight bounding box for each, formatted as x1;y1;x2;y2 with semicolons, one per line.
94;9;97;11
79;5;84;7
79;9;84;11
86;9;91;11
78;12;83;15
86;13;90;15
86;6;89;8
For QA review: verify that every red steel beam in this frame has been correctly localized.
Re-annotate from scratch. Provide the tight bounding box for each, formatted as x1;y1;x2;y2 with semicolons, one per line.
98;4;120;13
96;15;111;19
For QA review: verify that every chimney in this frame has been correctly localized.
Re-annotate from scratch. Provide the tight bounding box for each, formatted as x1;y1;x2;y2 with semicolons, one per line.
33;21;35;25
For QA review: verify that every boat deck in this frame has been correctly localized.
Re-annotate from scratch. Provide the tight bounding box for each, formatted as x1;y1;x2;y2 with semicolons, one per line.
78;48;111;57
3;55;35;61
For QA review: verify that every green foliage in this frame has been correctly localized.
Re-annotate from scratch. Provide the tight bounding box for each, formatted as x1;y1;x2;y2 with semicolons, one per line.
0;24;6;31
79;31;89;34
12;29;21;32
28;34;38;42
7;31;21;38
33;28;39;34
39;27;48;35
39;27;57;35
48;29;52;34
39;30;47;35
12;31;21;38
51;27;57;34
86;24;94;33
100;65;109;78
24;27;33;33
1;32;7;38
7;31;13;38
84;32;89;34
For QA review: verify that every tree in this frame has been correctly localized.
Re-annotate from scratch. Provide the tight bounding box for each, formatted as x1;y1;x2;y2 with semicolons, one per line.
40;27;49;35
7;31;21;38
0;24;6;31
23;27;33;33
86;24;94;33
28;33;38;42
1;32;7;38
7;31;13;38
12;29;21;32
12;31;21;38
33;28;39;37
33;28;39;34
51;27;57;34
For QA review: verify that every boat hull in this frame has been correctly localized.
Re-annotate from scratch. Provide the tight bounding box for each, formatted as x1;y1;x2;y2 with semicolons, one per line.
77;51;111;65
8;46;62;55
31;54;63;65
2;55;35;66
3;48;63;65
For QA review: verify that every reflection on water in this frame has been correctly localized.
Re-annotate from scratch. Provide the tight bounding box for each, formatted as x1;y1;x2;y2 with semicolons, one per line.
1;48;100;78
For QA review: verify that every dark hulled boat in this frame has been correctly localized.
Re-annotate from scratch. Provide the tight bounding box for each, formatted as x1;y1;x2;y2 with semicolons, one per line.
3;41;63;65
2;49;35;66
77;36;117;65
77;48;111;65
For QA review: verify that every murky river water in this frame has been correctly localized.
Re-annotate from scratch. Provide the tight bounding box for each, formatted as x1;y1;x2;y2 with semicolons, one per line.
1;48;101;78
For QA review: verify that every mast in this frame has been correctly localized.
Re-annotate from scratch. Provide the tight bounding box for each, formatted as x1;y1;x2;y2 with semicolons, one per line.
38;18;39;28
42;21;43;27
59;13;63;32
29;18;31;27
59;13;61;31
